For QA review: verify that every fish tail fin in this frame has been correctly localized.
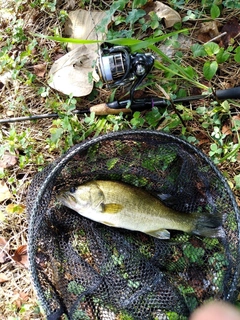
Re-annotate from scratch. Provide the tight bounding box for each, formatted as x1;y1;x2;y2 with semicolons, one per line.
193;213;225;238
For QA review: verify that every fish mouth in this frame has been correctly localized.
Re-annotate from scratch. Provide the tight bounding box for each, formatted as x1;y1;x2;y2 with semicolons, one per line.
57;192;77;205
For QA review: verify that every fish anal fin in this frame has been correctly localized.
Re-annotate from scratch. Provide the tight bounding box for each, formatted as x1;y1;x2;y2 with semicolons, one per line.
145;229;170;239
101;221;116;226
103;203;123;214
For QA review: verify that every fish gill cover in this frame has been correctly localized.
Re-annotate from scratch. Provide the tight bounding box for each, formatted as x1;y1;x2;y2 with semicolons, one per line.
26;130;240;320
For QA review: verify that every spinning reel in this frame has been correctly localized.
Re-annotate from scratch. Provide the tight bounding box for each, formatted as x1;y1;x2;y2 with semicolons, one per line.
1;43;240;122
96;44;155;98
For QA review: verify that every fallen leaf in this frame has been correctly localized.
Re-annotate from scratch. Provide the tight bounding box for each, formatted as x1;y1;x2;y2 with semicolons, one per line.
49;45;98;97
220;18;240;47
0;211;5;222
12;290;29;309
0;181;13;202
222;121;232;136
0;237;9;263
12;245;29;269
58;0;75;10
232;115;240;131
0;71;12;88
197;21;221;43
33;63;47;78
64;9;109;51
48;9;111;96
158;34;193;59
0;71;18;90
0;153;18;169
5;203;26;214
153;1;181;28
0;273;9;283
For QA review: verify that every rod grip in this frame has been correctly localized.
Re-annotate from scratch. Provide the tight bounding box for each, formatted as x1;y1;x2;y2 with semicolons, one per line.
216;86;240;100
90;103;132;115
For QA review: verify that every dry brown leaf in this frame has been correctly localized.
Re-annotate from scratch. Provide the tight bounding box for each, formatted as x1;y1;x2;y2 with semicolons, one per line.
0;273;9;283
0;237;9;263
220;18;240;47
13;290;29;309
222;122;232;136
0;71;12;88
0;153;18;169
232;115;240;131
12;245;29;269
57;0;76;10
49;9;111;96
49;46;98;97
153;1;181;28
197;21;220;43
64;9;109;51
33;63;47;78
0;180;13;202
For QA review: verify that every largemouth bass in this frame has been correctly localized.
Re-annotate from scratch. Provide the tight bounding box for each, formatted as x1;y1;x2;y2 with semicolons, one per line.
57;180;224;239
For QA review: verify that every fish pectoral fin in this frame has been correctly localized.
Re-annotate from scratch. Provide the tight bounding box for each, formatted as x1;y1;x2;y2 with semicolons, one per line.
103;203;123;214
145;229;170;239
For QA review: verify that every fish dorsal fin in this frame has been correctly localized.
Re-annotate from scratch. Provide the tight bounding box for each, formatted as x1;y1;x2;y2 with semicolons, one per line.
103;203;123;214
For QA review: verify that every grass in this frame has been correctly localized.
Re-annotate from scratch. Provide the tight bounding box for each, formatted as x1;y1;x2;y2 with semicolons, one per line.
0;0;240;318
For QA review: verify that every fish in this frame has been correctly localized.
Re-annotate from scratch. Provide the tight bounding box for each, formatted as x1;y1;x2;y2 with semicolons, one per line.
56;180;224;239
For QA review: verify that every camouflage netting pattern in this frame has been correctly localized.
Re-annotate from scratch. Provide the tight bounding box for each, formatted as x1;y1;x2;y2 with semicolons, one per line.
27;130;240;320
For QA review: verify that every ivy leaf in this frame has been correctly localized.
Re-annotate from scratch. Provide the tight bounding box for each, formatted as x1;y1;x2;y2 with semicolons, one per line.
203;61;218;80
125;9;146;24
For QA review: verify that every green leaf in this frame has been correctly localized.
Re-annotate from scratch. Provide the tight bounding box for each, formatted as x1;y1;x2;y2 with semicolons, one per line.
50;128;64;143
191;43;207;57
107;158;119;170
234;47;240;63
125;9;146;24
210;4;221;19
203;60;218;80
204;42;220;56
234;174;240;190
183;66;197;78
216;48;230;63
132;0;148;8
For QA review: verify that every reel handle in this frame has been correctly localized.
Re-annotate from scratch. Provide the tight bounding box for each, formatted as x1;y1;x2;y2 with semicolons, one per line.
90;103;131;115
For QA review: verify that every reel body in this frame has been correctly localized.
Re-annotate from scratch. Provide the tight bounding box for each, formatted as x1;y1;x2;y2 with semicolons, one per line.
96;44;155;89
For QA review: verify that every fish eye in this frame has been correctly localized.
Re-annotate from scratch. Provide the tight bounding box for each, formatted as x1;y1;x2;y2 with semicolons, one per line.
69;186;76;193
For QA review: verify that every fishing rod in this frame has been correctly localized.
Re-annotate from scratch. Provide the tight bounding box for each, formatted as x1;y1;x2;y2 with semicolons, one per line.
1;44;240;123
1;86;240;124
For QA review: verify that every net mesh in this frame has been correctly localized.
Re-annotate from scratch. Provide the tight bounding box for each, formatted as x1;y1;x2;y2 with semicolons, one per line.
27;130;240;320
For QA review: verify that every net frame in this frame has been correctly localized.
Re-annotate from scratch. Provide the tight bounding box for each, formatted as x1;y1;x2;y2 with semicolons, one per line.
27;130;240;320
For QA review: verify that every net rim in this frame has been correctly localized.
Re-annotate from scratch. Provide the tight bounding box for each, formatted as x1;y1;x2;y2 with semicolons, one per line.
27;129;240;312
